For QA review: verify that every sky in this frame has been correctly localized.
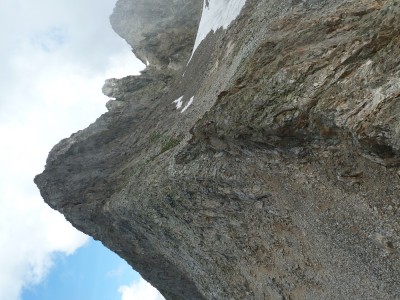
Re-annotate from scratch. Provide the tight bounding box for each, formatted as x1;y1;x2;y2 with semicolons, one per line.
0;0;164;299
0;0;249;299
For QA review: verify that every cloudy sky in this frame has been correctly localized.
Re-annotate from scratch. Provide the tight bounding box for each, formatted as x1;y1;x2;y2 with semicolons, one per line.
0;0;164;299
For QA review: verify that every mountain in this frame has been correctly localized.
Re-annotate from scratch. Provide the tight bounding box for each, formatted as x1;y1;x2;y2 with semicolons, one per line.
35;0;400;299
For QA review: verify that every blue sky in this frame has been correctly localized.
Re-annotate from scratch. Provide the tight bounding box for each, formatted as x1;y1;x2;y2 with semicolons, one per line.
0;0;164;299
22;239;140;300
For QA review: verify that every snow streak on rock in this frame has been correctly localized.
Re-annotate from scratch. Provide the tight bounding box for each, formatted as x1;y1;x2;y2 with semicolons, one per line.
172;96;184;109
181;96;194;113
172;96;194;112
190;0;247;58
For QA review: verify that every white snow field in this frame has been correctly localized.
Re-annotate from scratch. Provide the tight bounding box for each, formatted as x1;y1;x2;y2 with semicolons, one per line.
191;0;247;59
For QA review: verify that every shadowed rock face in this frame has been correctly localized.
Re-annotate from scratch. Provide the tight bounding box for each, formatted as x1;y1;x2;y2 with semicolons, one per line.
35;0;400;299
110;0;203;69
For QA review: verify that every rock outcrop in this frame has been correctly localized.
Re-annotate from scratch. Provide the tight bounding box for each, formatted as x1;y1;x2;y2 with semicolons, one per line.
35;0;400;299
110;0;203;69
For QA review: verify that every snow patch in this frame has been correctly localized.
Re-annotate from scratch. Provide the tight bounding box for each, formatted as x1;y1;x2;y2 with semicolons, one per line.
189;0;247;61
172;96;184;109
172;96;194;113
181;96;194;113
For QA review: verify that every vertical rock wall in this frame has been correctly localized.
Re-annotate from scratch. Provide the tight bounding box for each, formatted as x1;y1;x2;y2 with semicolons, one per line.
36;0;400;299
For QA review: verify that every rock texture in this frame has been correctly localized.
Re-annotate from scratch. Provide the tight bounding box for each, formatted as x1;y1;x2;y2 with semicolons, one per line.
110;0;203;68
35;0;400;299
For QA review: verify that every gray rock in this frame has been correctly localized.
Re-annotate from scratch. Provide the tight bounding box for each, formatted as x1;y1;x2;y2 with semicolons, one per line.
110;0;203;69
35;0;400;299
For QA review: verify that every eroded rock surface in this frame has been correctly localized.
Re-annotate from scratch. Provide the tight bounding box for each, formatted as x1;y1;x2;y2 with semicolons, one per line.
110;0;203;69
35;0;400;299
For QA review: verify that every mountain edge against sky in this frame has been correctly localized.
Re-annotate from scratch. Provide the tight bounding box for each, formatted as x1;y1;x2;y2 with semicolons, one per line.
36;0;400;299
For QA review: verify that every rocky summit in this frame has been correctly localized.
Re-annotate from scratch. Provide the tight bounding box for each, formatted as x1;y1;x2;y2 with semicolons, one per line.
35;0;400;299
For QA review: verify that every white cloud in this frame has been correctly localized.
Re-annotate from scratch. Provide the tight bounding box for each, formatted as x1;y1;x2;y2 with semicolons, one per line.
0;0;145;299
119;278;166;300
0;184;88;300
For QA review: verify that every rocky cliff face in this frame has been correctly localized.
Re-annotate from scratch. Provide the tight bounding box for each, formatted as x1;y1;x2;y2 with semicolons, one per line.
110;0;203;69
35;0;400;299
